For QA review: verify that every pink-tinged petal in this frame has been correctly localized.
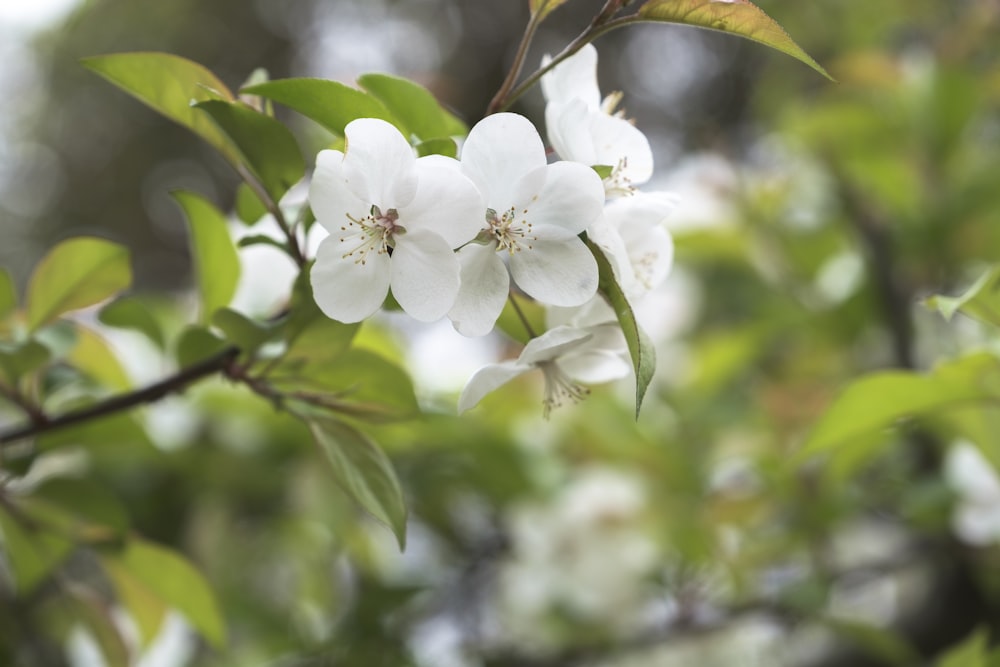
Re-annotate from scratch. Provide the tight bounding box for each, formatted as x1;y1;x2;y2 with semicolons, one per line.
513;161;604;237
390;229;461;322
310;150;370;235
519;325;593;366
545;99;598;165
311;235;390;323
342;118;418;209
588;113;654;186
461;113;546;208
448;241;510;337
511;236;598;307
458;361;531;414
404;156;485;248
540;44;601;111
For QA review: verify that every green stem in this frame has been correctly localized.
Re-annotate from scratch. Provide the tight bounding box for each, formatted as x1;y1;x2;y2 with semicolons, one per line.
508;292;538;339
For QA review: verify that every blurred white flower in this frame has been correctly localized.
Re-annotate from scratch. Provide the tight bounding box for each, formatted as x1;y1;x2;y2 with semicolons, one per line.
944;441;1000;546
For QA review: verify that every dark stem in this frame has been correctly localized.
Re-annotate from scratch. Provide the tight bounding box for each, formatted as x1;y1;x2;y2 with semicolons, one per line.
487;10;544;115
0;346;240;447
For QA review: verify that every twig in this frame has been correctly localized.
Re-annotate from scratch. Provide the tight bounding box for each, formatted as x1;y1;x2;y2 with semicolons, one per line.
235;164;307;269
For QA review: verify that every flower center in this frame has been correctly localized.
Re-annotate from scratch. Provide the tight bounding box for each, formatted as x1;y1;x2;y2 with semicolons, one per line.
604;156;635;198
538;361;589;419
339;205;403;265
486;206;538;255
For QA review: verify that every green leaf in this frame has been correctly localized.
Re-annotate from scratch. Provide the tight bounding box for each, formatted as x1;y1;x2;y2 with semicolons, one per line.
530;0;572;19
234;182;268;225
637;0;833;81
824;618;920;666
584;236;656;417
357;73;468;140
69;325;131;391
0;339;50;383
101;557;169;649
801;354;1000;455
592;164;614;180
236;234;288;252
101;537;226;647
81;52;240;163
0;268;16;322
415;137;458;158
70;588;131;667
307;416;407;548
25;237;132;332
99;296;166;349
194;100;305;203
243;78;397;136
0;507;73;593
212;308;277;356
172;191;240;321
175;326;229;368
927;266;1000;329
936;628;991;667
24;477;129;543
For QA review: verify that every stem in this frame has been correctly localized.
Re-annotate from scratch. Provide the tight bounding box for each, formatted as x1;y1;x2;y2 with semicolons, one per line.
0;347;240;447
236;164;307;269
0;382;45;426
508;292;538;339
497;15;637;113
487;11;545;115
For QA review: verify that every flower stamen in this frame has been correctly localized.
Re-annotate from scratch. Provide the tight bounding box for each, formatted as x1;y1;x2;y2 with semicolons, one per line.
486;206;538;255
340;206;403;264
539;361;590;419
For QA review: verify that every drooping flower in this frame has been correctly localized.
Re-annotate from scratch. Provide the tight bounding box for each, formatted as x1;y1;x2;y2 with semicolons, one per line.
542;44;654;197
309;118;483;323
448;113;605;337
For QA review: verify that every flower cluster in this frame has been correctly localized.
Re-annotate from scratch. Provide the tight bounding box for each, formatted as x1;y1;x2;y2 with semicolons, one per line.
309;45;675;415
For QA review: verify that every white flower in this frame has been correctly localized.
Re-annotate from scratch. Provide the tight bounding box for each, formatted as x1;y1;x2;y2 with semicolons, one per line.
542;44;654;197
945;441;1000;546
309;118;482;323
588;191;676;299
546;300;631;384
448;113;605;337
458;325;595;417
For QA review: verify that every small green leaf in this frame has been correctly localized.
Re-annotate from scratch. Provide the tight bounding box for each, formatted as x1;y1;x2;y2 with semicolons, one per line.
212;308;277;355
69;325;131;391
530;0;572;19
237;234;288;252
101;557;169;649
584;236;656;417
194;100;305;203
81;52;240;163
234;182;268;225
801;354;1000;455
0;268;16;322
26;237;132;332
0;339;50;383
243;78;397;136
175;326;229;368
927;266;1000;329
936;628;991;667
307;416;407;548
637;0;833;81
101;537;225;647
172;191;240;321
99;296;166;349
358;73;468;140
0;507;73;593
591;164;614;180
415;137;458;158
70;588;131;667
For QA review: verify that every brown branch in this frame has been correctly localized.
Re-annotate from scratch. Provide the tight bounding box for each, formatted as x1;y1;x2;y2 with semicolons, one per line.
0;346;240;447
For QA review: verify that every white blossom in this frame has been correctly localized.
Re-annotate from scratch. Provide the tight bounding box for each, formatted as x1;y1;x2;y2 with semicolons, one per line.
945;441;1000;546
309;118;482;323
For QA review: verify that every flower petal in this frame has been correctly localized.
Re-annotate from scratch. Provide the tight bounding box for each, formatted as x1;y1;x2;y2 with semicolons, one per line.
342;118;418;209
540;44;601;111
310;150;369;235
514;161;605;237
461;113;546;208
588;113;654;186
458;361;531;414
390;229;461;322
448;241;510;337
519;324;593;366
510;236;598;307
404;155;485;248
545;98;598;165
311;235;390;323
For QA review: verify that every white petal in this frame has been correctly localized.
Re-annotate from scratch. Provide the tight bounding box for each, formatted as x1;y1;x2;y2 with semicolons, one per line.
546;99;598;165
461;113;546;208
587;213;634;292
514;161;605;237
449;241;510;337
510;237;598;307
558;350;631;384
540;44;601;111
458;361;531;413
390;229;461;322
310;150;368;235
342;118;418;209
311;235;390;323
605;191;678;230
627;225;674;293
403;156;485;248
588;112;654;186
519;325;593;366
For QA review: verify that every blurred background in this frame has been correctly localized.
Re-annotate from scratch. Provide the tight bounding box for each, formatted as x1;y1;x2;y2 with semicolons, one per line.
3;0;1000;665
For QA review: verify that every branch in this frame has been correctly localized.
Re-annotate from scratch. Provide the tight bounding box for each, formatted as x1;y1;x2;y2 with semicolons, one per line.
0;346;240;447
